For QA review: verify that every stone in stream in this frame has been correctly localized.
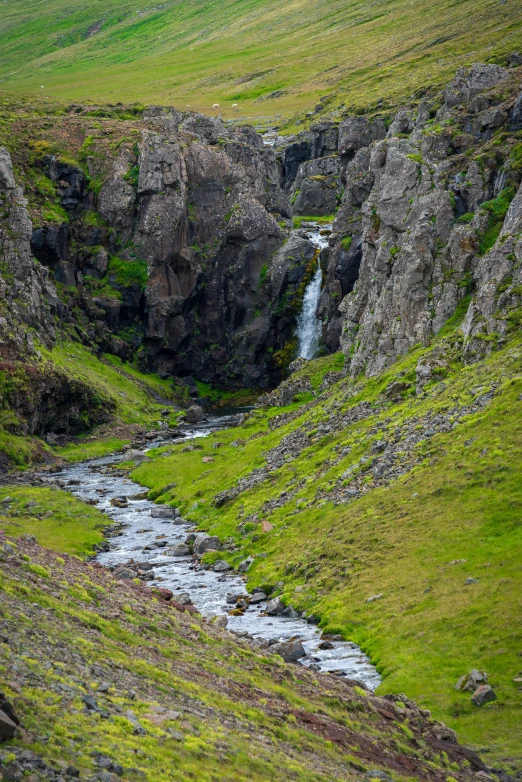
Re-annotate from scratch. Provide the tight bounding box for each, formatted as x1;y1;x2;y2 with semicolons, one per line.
170;544;190;557
248;591;267;604
150;507;180;519
129;491;149;500
193;533;222;555
318;640;334;650
213;560;231;572
264;597;286;616
269;640;306;662
110;497;128;508
282;604;301;619
186;405;205;423
226;592;245;604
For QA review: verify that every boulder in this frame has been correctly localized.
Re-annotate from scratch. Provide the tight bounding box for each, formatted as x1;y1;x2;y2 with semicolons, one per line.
455;669;488;692
471;685;497;707
0;708;17;741
186;405;205;423
238;556;253;573
249;591;267;604
213;560;232;572
269;639;306;662
150;507;178;519
264;597;286;616
170;544;190;557
193;534;222;555
154;588;173;601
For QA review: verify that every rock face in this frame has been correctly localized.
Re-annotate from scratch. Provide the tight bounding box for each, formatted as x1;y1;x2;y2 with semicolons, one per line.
0;147;58;357
1;61;522;413
320;63;522;371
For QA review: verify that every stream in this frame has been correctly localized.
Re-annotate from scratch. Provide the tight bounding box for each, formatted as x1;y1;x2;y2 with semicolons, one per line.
45;412;381;691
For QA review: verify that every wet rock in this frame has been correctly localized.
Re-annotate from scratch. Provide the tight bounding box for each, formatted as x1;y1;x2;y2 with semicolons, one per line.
471;685;497;706
318;640;334;650
282;604;301;619
150;507;179;519
226;592;245;604
186;405;205;423
264;596;286;616
213;560;231;572
269;639;306;662
170;544;190;557
248;591;267;604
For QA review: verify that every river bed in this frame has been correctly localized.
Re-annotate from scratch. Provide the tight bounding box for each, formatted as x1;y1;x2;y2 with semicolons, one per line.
47;413;381;691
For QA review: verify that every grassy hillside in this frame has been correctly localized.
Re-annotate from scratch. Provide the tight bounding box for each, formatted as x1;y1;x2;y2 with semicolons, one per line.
0;341;187;468
132;322;522;767
0;0;520;121
0;532;482;782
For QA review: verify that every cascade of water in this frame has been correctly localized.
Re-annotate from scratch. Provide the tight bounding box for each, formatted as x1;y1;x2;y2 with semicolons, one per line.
296;264;323;359
295;223;329;360
493;169;506;197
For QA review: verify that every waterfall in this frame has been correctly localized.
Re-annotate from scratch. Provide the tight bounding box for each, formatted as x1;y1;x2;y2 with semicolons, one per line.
296;264;323;359
493;169;506;197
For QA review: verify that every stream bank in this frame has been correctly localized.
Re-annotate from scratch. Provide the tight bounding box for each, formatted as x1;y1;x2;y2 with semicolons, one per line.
42;412;381;691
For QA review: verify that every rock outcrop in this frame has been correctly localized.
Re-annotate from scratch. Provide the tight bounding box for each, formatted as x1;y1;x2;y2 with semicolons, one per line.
1;60;521;405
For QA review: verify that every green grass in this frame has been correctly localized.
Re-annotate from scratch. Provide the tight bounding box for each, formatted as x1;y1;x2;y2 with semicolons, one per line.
478;185;517;255
43;341;181;428
293;215;335;229
0;0;520;124
54;436;131;463
132;324;522;765
0;532;464;781
0;486;105;556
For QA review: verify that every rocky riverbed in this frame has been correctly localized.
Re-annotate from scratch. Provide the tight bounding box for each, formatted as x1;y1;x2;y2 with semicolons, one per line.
44;413;381;690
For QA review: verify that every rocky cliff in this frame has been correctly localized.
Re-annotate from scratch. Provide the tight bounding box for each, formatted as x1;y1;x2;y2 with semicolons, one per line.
281;63;522;374
0;107;321;392
1;60;522;405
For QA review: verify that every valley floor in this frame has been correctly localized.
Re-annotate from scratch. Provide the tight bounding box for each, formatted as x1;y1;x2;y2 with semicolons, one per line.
0;313;521;774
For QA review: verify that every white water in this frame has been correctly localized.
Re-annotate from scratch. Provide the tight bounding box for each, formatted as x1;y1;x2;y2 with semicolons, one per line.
296;265;323;359
46;414;380;690
296;223;330;360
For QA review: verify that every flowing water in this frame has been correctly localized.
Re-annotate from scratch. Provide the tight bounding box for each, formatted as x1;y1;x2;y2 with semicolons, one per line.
296;223;330;360
47;413;381;690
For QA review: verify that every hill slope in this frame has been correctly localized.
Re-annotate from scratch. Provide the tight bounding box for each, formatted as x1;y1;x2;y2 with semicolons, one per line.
131;324;522;768
0;531;486;781
0;0;521;120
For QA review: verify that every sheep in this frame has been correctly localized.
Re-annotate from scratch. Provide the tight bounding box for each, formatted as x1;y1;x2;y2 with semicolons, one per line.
232;103;238;108
212;103;220;109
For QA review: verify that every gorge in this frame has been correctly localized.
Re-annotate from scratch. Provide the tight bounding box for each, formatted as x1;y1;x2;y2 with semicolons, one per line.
0;52;522;782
